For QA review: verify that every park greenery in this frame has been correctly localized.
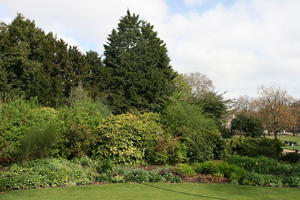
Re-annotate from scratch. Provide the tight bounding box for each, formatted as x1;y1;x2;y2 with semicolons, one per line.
1;11;300;193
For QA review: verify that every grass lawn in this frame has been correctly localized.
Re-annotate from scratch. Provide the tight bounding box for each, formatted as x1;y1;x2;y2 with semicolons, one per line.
267;135;300;151
1;183;300;200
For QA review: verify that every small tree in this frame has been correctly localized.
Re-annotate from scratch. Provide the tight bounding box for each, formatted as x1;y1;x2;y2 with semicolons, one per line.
256;85;296;138
231;114;263;137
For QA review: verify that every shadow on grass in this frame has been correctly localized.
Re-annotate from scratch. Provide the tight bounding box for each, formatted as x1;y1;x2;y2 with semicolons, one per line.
142;183;228;200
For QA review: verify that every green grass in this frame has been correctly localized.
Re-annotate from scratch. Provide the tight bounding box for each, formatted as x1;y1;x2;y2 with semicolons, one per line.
267;135;300;151
1;183;300;200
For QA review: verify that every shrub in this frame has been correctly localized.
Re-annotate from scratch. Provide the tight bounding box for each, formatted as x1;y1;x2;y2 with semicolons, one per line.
93;112;165;165
0;99;63;162
194;161;247;184
231;114;263;137
147;136;188;164
18;125;61;161
0;159;96;191
226;155;294;175
281;153;300;163
175;163;196;176
162;102;224;162
241;172;283;187
59;97;110;158
226;136;283;159
282;176;300;187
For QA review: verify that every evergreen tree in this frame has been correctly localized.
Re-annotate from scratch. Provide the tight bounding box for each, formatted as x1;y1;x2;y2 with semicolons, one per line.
0;14;101;106
83;51;109;98
103;10;176;113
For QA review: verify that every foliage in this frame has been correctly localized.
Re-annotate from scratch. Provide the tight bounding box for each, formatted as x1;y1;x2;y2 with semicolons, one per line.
93;112;164;165
192;91;230;128
194;161;247;183
231;114;263;137
59;87;110;158
0;159;96;191
0;14;108;107
225;136;283;159
0;99;63;162
281;153;300;164
175;163;196;176
162;101;223;162
241;172;283;187
226;155;280;174
256;85;296;138
103;10;176;113
147;136;188;164
18;126;60;161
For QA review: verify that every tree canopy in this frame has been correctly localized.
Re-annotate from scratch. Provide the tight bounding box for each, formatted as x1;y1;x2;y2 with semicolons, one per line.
103;10;176;113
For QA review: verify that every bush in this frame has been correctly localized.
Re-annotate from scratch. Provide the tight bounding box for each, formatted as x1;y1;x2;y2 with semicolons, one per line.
226;155;294;175
175;163;196;176
231;114;263;137
162;102;224;162
194;161;247;184
59;97;110;159
93;112;165;165
0;99;64;162
281;153;300;163
95;168;181;184
282;176;300;187
226;136;283;159
241;172;283;187
0;159;96;191
18;126;61;161
147;136;188;164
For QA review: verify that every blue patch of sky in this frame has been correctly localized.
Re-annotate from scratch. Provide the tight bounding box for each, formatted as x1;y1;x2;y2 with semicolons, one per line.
0;6;14;22
166;0;236;14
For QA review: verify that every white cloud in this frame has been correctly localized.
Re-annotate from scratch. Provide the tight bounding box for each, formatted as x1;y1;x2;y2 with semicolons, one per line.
1;0;300;99
184;0;205;6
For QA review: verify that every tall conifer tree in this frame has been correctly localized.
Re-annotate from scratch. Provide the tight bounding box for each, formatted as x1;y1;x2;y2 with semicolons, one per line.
104;10;176;113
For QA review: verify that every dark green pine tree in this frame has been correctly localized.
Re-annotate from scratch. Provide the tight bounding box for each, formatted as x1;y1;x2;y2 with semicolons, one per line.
84;51;110;98
104;10;176;113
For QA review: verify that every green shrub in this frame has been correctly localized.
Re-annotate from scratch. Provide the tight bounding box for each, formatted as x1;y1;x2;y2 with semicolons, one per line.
241;172;283;187
194;161;220;174
175;163;196;176
96;160;115;173
59;98;110;158
147;136;188;164
282;176;300;187
226;136;283;159
194;161;247;184
0;99;63;162
93;112;164;165
0;158;96;191
162;102;224;162
231;114;263;137
225;155;294;175
281;153;300;164
161;171;182;183
18;125;61;161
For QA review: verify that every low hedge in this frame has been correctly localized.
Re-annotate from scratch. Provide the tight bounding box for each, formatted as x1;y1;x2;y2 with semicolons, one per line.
0;159;97;191
0;158;182;191
225;155;296;175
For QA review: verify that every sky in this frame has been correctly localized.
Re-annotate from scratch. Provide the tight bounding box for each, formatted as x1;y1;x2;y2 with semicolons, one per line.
0;0;299;99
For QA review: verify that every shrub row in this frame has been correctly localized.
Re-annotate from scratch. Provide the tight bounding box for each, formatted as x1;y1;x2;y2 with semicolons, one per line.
224;136;283;159
0;159;96;191
0;158;182;191
226;155;300;176
194;158;300;187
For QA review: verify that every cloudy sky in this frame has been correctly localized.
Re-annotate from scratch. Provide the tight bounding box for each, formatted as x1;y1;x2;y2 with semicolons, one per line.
1;0;299;99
